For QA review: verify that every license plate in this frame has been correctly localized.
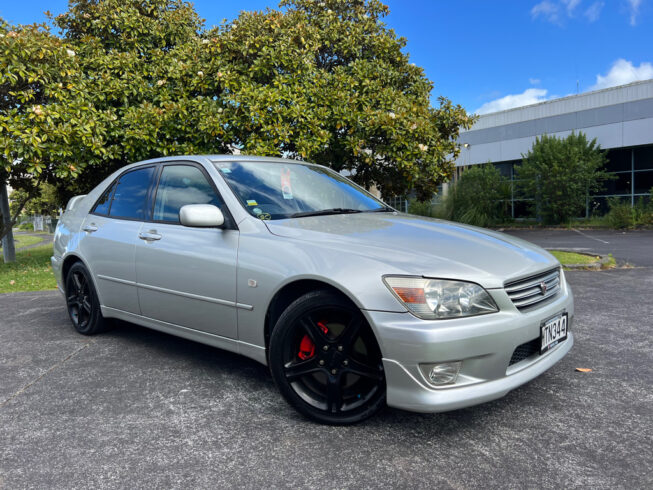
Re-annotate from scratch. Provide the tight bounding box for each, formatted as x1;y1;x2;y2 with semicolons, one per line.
540;313;568;354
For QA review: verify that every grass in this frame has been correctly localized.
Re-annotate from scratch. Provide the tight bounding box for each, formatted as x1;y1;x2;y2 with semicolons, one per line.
549;250;600;265
549;250;617;269
0;245;57;293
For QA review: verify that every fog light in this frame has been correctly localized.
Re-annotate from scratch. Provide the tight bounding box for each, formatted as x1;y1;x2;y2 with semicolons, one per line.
420;361;462;386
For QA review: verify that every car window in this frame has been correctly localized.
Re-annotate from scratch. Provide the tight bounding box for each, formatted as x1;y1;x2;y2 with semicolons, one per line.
153;165;223;223
92;181;117;216
214;161;386;220
108;166;155;220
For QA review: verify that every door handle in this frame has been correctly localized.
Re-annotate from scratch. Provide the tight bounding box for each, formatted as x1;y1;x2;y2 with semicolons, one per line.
83;224;98;233
138;230;162;241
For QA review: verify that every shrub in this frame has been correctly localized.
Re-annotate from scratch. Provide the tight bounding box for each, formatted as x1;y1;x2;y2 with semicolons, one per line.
407;200;437;218
604;188;653;229
518;132;611;224
431;164;511;227
604;198;633;229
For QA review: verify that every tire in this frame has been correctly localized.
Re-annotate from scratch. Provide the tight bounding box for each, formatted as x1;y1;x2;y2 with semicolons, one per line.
269;290;386;425
65;262;110;335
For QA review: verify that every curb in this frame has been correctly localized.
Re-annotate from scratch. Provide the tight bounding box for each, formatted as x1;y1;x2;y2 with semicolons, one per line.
548;249;612;270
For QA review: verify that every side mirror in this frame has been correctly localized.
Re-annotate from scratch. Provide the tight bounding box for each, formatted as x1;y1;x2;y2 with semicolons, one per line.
179;204;225;228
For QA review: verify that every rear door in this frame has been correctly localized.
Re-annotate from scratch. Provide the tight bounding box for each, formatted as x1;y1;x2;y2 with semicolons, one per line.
80;165;156;314
135;162;239;339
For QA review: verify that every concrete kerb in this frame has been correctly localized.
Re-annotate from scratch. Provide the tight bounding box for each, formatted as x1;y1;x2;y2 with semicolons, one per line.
547;248;613;270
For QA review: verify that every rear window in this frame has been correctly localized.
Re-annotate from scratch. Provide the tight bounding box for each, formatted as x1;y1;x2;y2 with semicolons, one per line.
108;166;155;220
92;181;117;216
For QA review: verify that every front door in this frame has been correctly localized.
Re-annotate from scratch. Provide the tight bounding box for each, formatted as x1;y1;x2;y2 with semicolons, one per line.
135;163;239;339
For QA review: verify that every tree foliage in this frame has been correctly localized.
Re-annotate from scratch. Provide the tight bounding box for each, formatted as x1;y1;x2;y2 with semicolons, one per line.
518;132;610;224
203;0;474;199
9;183;61;217
1;0;473;240
435;164;510;227
0;19;107;240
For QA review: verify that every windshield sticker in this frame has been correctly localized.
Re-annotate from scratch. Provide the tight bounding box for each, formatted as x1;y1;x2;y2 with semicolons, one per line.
281;167;293;200
252;207;263;215
246;200;258;206
220;167;231;173
258;213;271;220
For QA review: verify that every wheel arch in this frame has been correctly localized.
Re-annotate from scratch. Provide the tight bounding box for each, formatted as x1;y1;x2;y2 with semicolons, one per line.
263;278;369;353
61;253;104;305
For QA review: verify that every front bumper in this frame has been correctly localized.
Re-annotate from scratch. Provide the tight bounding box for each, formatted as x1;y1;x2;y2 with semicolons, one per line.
362;277;574;413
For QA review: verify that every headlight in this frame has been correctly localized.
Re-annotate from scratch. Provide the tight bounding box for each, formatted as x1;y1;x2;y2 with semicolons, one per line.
383;276;499;319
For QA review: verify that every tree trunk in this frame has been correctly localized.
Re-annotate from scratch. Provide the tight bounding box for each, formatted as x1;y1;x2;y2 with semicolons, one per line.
0;180;16;263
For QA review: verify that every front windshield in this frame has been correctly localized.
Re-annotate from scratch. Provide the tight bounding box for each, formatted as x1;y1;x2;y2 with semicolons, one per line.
214;160;389;220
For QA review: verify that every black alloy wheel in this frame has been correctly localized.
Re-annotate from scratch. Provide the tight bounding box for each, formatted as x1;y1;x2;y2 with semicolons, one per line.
65;262;109;335
269;290;386;425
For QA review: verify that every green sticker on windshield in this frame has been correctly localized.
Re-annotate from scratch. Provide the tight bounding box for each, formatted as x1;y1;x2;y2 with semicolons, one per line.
246;200;258;206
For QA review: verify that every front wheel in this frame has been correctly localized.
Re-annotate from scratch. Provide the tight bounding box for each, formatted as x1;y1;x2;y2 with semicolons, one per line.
65;262;110;335
269;290;386;425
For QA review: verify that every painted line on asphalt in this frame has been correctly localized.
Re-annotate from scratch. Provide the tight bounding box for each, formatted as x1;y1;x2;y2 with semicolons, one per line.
571;228;609;244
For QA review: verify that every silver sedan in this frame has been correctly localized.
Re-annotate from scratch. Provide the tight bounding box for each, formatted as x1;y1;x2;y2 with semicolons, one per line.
52;155;574;424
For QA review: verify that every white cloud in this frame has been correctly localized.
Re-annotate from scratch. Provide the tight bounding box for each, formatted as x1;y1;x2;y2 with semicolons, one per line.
627;0;642;25
531;1;560;23
562;0;582;15
590;59;653;90
475;88;550;115
584;1;605;21
529;78;541;85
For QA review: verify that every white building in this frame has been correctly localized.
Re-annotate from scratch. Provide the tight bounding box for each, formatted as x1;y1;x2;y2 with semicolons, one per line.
456;79;653;216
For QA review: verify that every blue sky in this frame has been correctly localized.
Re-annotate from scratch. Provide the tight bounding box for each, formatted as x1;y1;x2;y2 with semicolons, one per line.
2;1;651;114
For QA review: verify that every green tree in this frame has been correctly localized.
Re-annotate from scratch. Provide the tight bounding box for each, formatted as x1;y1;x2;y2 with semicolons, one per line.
517;132;610;224
203;0;474;199
3;0;474;249
0;19;108;261
436;164;510;227
9;183;62;217
51;0;220;203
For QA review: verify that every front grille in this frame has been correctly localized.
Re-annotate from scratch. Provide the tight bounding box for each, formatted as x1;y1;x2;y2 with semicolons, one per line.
505;267;561;311
509;338;540;365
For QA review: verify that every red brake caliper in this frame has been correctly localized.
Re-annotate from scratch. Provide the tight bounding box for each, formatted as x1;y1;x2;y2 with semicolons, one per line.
298;321;329;360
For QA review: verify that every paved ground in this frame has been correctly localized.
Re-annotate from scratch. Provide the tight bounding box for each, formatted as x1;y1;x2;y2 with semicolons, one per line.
13;231;54;251
1;265;652;488
503;228;653;267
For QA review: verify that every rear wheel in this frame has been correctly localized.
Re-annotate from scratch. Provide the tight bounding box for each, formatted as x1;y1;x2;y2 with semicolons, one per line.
65;262;110;335
269;290;385;425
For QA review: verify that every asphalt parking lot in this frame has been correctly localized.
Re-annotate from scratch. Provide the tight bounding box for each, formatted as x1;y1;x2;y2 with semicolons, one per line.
1;232;652;488
504;228;653;267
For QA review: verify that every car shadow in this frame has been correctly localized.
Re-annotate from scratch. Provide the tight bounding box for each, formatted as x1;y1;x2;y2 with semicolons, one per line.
102;319;517;432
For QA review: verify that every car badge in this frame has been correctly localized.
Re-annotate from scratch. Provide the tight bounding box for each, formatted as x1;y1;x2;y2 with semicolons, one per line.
540;282;547;295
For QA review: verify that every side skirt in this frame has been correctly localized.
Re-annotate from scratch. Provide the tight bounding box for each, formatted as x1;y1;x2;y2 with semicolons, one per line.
101;306;268;366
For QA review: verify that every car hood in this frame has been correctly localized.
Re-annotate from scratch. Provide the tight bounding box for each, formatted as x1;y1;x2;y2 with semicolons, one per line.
263;212;559;289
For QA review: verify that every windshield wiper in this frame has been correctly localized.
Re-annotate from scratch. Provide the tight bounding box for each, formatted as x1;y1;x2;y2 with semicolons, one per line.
365;206;395;213
291;208;364;218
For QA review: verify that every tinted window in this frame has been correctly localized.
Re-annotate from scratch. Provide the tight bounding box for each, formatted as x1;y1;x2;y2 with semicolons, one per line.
602;172;632;195
606;149;632;172
634;146;653;171
109;167;155;220
153;165;222;222
635;170;653;194
93;181;117;215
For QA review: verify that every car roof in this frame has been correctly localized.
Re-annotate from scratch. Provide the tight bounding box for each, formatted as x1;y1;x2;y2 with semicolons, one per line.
129;154;318;167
